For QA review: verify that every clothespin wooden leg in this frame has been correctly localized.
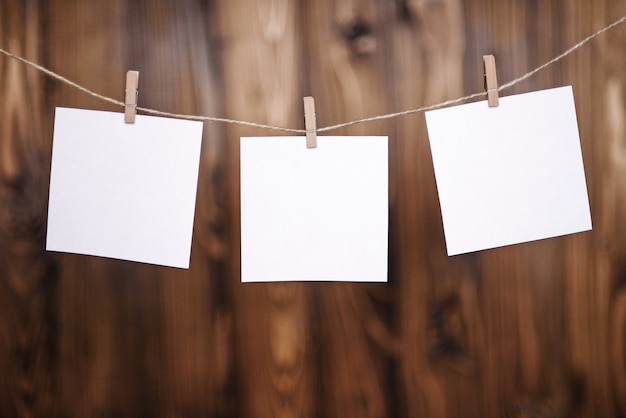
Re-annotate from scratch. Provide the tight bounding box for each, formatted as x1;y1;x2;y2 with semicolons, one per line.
303;96;317;148
483;55;499;107
125;70;139;123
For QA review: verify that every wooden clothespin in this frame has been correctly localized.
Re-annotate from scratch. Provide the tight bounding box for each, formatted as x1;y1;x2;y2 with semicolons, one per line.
303;96;317;148
124;70;139;123
483;55;499;107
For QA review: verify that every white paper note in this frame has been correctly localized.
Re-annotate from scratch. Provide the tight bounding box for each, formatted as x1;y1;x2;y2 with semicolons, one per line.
47;107;203;268
240;136;388;282
425;86;592;256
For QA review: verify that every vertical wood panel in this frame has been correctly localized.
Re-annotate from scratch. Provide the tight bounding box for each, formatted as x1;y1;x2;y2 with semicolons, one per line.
564;2;615;417
45;1;231;416
0;0;57;416
389;1;469;417
306;1;395;417
216;1;317;417
604;6;626;417
45;3;149;415
124;1;232;416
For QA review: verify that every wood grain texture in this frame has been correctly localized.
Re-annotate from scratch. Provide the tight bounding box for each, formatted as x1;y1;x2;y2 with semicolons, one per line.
0;1;57;417
307;1;395;417
0;0;625;417
217;1;316;417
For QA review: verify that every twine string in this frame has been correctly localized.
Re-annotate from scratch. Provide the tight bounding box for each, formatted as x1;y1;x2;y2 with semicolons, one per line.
1;14;625;134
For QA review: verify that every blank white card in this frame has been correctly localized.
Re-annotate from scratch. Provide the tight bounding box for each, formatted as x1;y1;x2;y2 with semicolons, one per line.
47;107;203;268
240;136;388;282
425;86;592;256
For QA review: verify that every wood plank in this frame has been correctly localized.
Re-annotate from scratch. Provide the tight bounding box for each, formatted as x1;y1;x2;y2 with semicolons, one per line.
305;0;395;416
0;0;57;416
216;1;317;416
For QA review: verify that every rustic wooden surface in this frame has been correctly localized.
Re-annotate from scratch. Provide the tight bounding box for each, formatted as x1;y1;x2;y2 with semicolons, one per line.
1;0;625;417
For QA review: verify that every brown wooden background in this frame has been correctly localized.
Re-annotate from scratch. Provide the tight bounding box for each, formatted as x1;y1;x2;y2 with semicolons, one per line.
1;0;626;417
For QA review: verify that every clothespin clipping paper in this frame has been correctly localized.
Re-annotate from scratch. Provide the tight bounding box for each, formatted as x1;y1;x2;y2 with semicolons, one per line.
125;70;139;123
483;55;499;107
303;96;317;148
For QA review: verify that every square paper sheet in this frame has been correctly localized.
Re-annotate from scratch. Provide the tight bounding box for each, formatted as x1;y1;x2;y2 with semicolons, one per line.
240;136;388;282
47;107;203;268
425;86;592;256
